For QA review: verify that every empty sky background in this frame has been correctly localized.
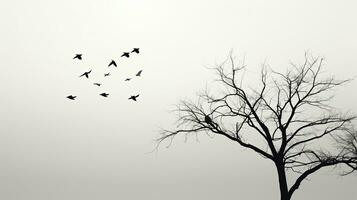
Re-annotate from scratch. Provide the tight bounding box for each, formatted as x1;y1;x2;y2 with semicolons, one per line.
1;0;357;199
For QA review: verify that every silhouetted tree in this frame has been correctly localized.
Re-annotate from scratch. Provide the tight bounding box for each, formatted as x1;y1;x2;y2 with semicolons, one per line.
158;53;357;200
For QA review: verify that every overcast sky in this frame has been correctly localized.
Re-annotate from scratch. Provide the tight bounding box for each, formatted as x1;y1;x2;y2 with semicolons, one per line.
1;0;357;199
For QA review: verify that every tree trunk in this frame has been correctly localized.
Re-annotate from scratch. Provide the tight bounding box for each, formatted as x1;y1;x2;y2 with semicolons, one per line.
275;161;290;200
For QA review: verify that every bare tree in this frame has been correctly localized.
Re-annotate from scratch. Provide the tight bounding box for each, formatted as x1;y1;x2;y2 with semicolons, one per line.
158;52;357;200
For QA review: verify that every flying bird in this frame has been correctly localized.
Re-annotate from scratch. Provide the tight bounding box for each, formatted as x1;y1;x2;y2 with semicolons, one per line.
121;52;130;58
73;54;82;60
93;83;101;86
67;95;77;100
100;93;109;97
128;94;139;101
131;48;140;54
136;70;143;77
125;78;131;81
104;73;110;77
108;60;117;67
79;70;92;78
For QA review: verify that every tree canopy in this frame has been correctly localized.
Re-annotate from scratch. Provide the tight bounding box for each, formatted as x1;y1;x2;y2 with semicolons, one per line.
158;52;357;200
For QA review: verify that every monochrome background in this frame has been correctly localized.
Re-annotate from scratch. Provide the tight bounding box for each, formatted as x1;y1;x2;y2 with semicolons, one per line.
1;1;356;199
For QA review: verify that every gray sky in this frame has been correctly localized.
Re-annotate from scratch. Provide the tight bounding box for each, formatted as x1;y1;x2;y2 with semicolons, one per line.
1;0;357;199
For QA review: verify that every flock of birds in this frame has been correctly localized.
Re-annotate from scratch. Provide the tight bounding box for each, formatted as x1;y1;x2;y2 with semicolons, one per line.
67;48;142;102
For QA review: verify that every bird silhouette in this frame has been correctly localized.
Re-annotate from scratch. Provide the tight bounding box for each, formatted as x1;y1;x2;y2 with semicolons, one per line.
104;73;110;77
67;95;77;100
205;115;213;125
108;60;117;67
79;70;92;78
121;52;130;58
100;93;109;97
73;54;82;60
93;83;101;86
136;70;143;77
125;78;131;81
131;48;140;54
128;94;139;101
